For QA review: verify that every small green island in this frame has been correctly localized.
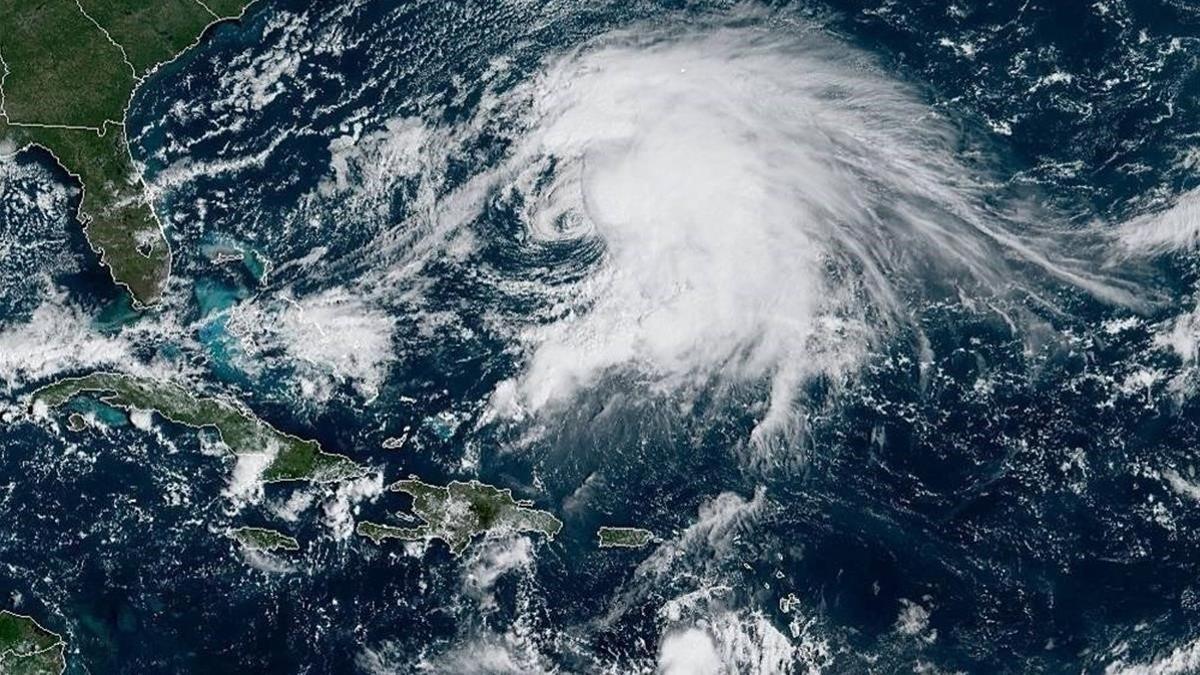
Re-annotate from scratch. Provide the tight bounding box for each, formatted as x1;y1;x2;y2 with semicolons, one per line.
228;526;300;553
357;478;563;556
596;526;655;549
0;610;66;675
0;0;255;306
32;372;363;483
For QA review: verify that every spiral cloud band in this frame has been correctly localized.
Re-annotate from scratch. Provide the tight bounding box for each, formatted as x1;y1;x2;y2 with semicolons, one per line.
365;25;1147;441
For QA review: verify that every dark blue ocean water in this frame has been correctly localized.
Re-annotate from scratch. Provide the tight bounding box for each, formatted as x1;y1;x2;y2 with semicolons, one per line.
4;0;1200;672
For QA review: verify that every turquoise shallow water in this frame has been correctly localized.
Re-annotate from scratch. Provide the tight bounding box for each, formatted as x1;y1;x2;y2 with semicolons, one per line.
65;399;130;428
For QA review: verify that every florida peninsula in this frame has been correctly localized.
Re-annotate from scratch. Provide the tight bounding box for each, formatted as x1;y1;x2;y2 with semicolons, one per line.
0;0;254;306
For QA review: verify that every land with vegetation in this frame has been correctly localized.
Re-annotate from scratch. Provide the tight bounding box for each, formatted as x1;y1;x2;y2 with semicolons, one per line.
0;0;254;305
357;478;563;556
32;372;363;483
228;526;300;552
596;526;654;549
0;610;66;675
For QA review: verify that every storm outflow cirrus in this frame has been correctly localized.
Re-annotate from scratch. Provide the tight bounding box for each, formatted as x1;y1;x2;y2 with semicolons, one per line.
465;26;1145;443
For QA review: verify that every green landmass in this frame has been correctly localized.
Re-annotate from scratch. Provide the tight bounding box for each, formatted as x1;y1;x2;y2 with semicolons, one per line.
32;372;363;483
64;413;86;432
596;526;654;549
356;520;414;545
0;610;66;675
0;0;254;306
228;526;300;553
76;0;222;76
356;478;563;556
